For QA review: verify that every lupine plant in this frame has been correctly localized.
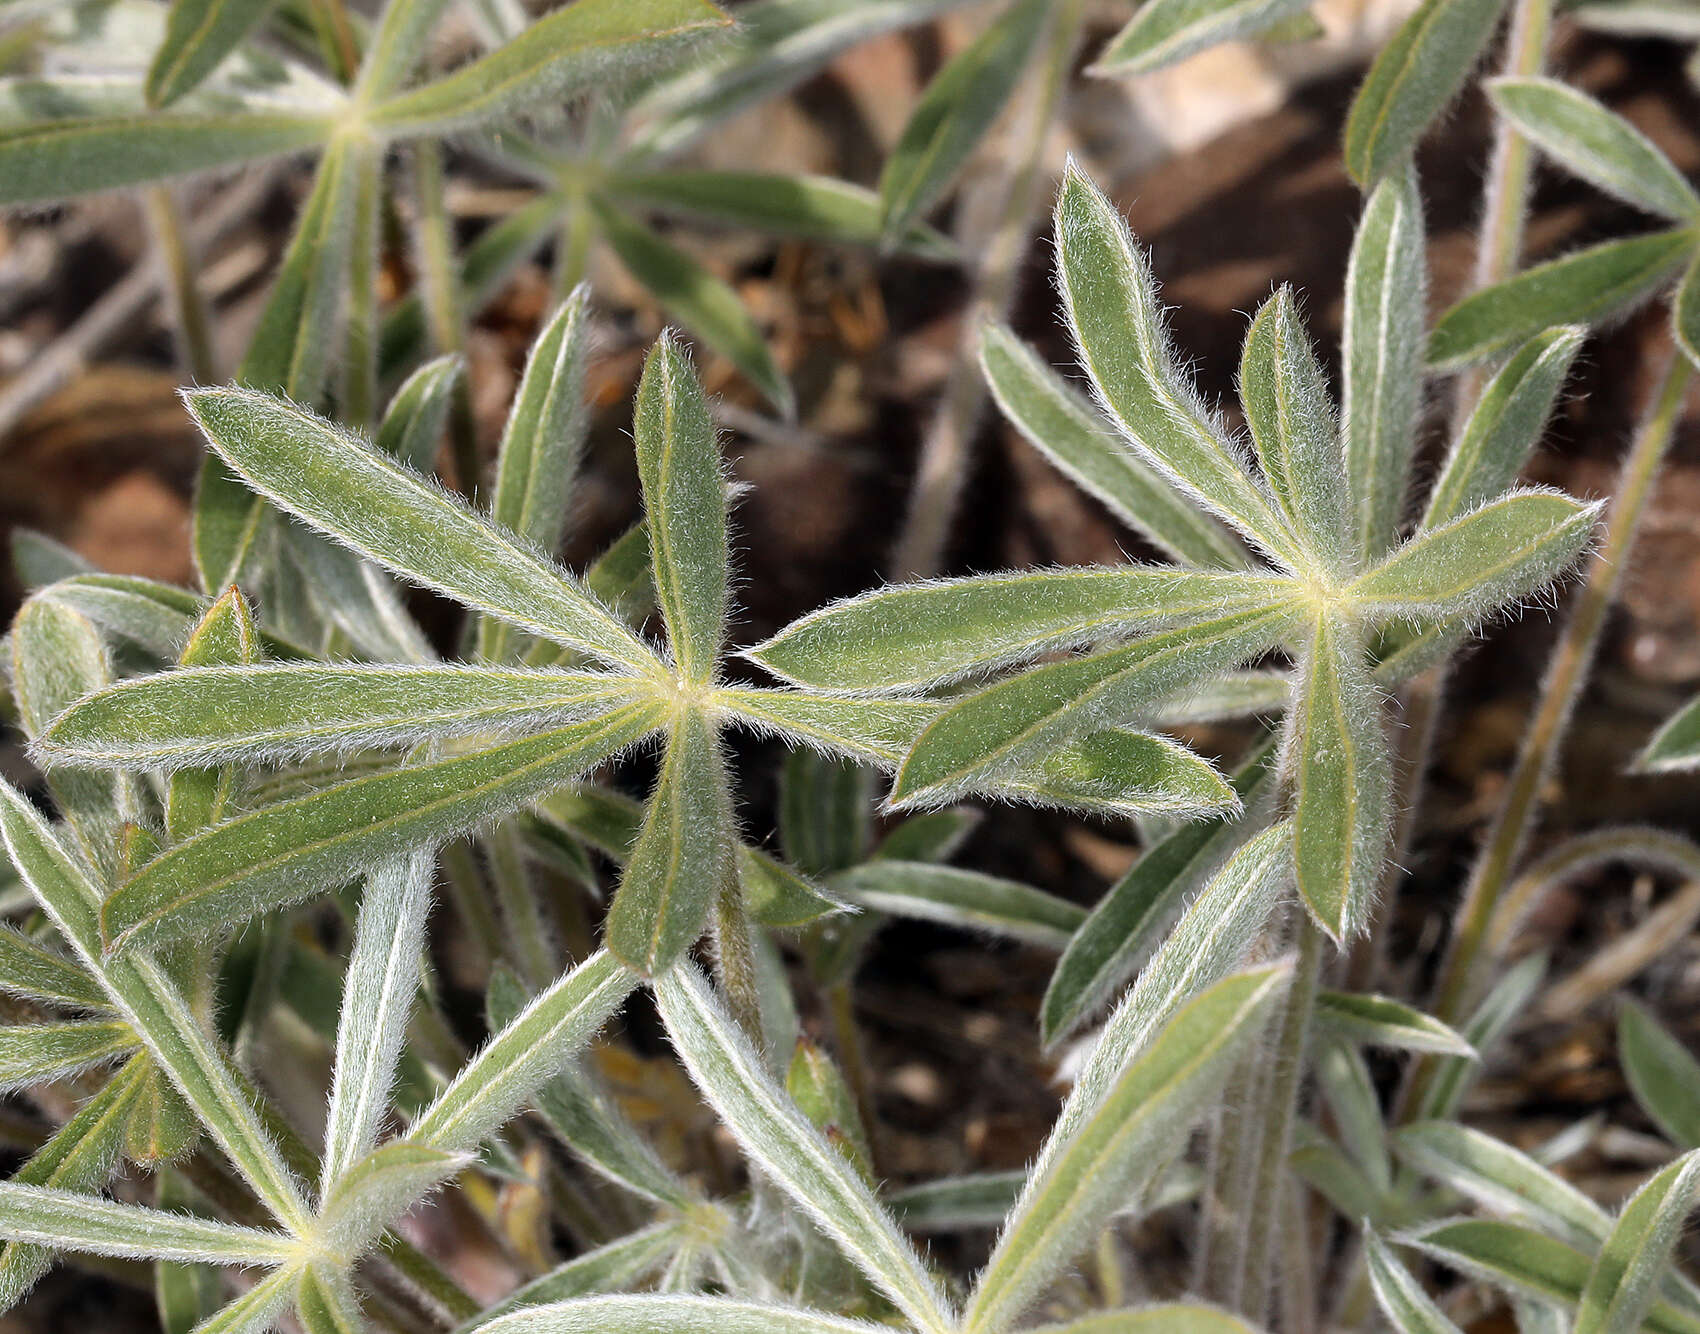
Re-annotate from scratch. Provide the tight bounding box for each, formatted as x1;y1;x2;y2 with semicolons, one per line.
5;0;1700;1331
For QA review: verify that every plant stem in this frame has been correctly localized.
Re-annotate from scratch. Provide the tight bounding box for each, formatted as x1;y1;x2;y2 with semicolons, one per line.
440;837;503;975
485;825;560;992
1197;1043;1270;1308
144;186;217;384
1238;912;1323;1322
889;0;1085;580
552;199;595;302
343;143;382;431
712;876;767;1052
1425;350;1693;1033
412;141;482;498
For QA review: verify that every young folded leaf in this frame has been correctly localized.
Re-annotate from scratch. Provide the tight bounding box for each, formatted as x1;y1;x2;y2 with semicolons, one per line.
480;289;593;664
0;1182;297;1265
376;355;461;474
747;567;1291;693
1055;163;1305;569
1365;1228;1465;1334
964;964;1292;1334
1575;1151;1700;1334
828;862;1084;950
1488;77;1700;223
877;0;1048;243
165;586;259;841
634;332;728;683
41;665;645;768
183;387;657;673
1090;0;1310;75
101;701;664;957
1288;614;1391;941
1421;327;1585;530
604;710;734;974
891;605;1294;809
1238;286;1351;573
409;949;638;1153
653;962;954;1334
978;320;1247;569
1342;163;1428;557
1313;992;1476;1056
1347;490;1599;625
366;0;732;135
1342;0;1509;187
1620;1000;1700;1147
321;852;432;1191
1428;230;1694;370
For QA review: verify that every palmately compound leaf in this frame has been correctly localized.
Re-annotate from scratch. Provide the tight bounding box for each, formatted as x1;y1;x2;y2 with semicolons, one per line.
1055;163;1306;570
1620;1000;1700;1148
409;950;639;1154
1089;0;1311;76
747;567;1293;693
321;852;433;1192
654;963;954;1334
592;200;793;416
1422;327;1585;530
477;1293;892;1334
1365;1228;1465;1334
1288;614;1391;942
1342;162;1428;558
603;709;734;975
1575;1151;1700;1334
978;321;1248;569
480;289;594;664
633;331;728;684
890;605;1295;810
1488;77;1700;224
964;964;1292;1333
101;701;665;957
876;0;1048;243
1398;1218;1700;1334
1238;285;1351;572
183;387;657;673
366;0;732;135
1342;0;1509;187
40;665;647;769
1347;489;1600;625
1428;229;1694;370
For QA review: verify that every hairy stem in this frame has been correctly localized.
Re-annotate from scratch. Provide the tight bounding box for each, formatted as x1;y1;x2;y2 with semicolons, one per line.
889;0;1086;580
485;825;560;992
1425;351;1694;1035
1238;912;1322;1322
145;186;217;385
412;140;482;497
